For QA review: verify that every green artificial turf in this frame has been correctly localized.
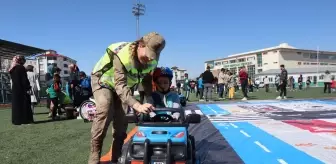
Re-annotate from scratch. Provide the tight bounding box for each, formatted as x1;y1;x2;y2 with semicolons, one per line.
0;107;135;164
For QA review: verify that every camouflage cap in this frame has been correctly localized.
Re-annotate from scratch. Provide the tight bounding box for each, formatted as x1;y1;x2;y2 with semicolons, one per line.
142;32;165;60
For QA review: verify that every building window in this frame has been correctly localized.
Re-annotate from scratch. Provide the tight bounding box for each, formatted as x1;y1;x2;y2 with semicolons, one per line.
298;62;301;65
238;58;246;62
229;60;236;63
247;65;256;79
63;57;67;61
257;53;262;65
273;62;278;64
310;54;317;59
222;61;228;64
247;57;255;61
303;53;310;58
313;76;317;84
319;75;323;80
64;64;68;68
64;70;69;74
269;77;273;82
264;63;268;65
297;52;302;55
47;57;57;60
257;69;262;73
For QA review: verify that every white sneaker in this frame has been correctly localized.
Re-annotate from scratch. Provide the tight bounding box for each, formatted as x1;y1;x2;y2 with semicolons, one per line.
242;97;247;101
276;96;282;100
283;96;287;99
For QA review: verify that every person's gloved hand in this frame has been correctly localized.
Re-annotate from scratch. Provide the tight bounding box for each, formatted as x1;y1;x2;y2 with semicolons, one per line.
132;103;155;114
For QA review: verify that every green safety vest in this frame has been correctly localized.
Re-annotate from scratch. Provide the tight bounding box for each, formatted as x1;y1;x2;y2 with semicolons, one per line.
92;42;157;89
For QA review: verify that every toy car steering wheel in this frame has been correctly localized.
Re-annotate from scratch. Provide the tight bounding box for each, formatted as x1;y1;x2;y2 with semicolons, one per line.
152;114;174;122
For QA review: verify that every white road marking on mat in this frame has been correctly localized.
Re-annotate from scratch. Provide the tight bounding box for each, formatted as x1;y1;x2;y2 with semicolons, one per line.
320;113;336;116
206;105;218;114
254;141;271;152
230;123;238;128
287;114;302;116
277;159;288;164
195;110;203;115
250;120;336;163
240;130;251;137
185;110;192;115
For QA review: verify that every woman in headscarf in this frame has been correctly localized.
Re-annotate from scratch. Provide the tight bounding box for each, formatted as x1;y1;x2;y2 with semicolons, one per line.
26;65;40;114
9;55;34;125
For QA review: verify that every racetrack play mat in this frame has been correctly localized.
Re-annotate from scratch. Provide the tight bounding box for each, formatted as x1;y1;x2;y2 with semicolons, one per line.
101;99;336;164
196;99;336;164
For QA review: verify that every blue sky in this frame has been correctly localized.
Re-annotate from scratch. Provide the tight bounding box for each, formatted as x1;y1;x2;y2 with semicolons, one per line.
1;0;336;78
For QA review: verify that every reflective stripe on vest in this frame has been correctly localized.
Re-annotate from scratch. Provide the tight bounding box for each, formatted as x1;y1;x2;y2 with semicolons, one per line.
92;42;157;89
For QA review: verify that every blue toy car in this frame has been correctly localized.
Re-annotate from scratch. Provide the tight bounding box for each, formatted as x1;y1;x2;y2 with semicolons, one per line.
120;108;201;164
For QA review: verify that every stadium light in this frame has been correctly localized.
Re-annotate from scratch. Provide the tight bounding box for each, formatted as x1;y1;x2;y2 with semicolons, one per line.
132;1;146;39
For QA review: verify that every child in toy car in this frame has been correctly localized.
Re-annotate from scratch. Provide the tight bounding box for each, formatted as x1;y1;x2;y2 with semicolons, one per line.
150;67;181;120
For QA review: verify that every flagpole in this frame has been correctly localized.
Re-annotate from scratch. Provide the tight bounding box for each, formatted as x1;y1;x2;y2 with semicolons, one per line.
317;46;319;87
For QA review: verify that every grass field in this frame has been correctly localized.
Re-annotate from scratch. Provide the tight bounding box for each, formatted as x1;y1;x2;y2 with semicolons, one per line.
0;87;334;164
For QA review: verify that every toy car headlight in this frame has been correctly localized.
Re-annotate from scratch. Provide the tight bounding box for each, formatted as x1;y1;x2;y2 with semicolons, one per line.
135;131;146;137
174;132;185;138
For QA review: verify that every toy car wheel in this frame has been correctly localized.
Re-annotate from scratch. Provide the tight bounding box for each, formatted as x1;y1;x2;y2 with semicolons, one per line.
118;142;131;164
187;135;196;163
79;100;96;120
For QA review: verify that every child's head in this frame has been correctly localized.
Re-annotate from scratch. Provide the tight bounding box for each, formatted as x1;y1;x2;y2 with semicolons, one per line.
79;71;86;80
153;67;173;93
53;74;61;82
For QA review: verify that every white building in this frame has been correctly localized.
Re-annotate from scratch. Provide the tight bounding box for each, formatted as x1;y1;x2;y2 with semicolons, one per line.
25;50;77;81
204;43;336;80
171;66;187;81
171;66;187;87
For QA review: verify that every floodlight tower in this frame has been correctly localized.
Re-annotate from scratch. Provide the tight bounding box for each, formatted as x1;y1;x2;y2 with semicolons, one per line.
132;1;146;39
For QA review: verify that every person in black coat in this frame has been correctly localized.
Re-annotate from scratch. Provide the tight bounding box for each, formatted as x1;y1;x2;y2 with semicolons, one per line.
9;55;34;125
69;64;80;107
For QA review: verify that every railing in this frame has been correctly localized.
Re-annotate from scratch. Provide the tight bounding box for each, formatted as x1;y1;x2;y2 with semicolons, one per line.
0;72;11;104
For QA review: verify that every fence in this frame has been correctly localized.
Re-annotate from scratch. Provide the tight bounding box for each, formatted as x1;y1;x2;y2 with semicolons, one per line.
0;72;11;104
